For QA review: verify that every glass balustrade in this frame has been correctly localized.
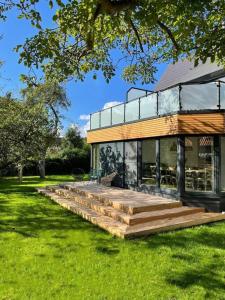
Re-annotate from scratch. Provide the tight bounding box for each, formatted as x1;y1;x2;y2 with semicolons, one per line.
181;82;218;110
112;103;124;125
90;112;100;129
100;108;111;127
158;87;179;115
90;81;223;130
125;99;139;122
220;82;225;109
140;93;157;119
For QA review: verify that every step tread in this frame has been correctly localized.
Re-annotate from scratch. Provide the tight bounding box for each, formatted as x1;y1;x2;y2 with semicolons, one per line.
38;188;128;237
125;212;225;237
59;184;182;214
47;187;203;225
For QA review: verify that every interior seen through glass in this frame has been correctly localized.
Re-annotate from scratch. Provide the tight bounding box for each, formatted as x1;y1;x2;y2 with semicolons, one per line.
185;136;214;192
160;138;177;189
141;139;156;185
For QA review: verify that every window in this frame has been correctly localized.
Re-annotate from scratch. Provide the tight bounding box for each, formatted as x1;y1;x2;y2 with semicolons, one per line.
160;138;177;189
124;141;137;185
185;137;214;192
92;144;99;170
141;139;156;185
221;137;225;191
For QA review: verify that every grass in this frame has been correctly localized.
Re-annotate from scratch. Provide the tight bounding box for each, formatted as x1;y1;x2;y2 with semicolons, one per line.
0;175;225;300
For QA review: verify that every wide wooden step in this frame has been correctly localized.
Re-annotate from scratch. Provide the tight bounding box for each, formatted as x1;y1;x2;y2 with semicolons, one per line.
38;188;127;238
58;184;182;214
48;186;202;226
38;187;225;238
125;212;225;238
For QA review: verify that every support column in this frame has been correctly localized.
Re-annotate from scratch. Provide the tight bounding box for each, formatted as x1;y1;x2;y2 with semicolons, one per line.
90;144;93;170
177;136;185;197
214;136;220;194
156;139;160;190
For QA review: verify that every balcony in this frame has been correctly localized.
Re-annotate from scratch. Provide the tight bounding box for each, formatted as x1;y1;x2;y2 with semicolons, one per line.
89;81;225;130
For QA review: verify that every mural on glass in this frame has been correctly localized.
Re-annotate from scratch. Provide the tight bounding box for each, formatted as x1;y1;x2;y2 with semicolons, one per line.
142;139;156;185
124;141;137;185
99;142;124;186
160;138;177;189
185;136;214;192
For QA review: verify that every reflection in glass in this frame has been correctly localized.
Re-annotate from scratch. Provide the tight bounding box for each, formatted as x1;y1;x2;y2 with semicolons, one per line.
140;94;157;119
112;104;124;125
158;87;179;115
100;108;111;127
160;138;177;189
141;139;156;185
99;142;124;186
221;137;225;191
92;144;100;170
125;141;137;185
125;100;139;122
90;112;100;129
185;137;214;192
181;83;217;110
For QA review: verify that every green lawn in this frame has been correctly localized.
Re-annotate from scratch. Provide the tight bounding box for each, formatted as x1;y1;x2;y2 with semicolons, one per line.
0;176;225;300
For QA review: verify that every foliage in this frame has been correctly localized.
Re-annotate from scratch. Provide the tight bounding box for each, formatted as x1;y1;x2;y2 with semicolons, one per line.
0;94;59;180
0;175;225;299
62;125;84;149
1;0;225;84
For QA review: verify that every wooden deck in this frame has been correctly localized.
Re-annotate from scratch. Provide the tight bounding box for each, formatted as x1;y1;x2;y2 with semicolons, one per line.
37;182;225;238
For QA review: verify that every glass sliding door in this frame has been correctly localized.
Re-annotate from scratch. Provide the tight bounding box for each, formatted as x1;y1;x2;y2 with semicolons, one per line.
160;138;177;189
125;141;137;185
141;139;156;185
185;136;214;192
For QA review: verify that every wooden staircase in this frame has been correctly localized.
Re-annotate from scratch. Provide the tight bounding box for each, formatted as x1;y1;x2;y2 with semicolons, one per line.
37;182;225;238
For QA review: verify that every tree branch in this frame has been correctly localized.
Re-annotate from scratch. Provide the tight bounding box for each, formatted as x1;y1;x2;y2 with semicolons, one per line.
129;17;144;52
157;19;180;52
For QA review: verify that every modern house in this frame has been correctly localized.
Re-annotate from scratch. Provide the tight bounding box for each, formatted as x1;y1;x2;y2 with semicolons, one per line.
87;59;225;212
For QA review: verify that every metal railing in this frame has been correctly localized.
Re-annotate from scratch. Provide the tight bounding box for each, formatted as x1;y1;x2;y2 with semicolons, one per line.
90;80;225;130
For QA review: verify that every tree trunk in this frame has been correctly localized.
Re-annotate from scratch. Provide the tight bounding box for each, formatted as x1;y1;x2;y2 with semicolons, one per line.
18;164;23;183
38;158;46;179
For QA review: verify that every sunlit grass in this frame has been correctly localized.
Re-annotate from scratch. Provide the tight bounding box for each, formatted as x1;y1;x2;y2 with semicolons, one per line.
0;176;225;299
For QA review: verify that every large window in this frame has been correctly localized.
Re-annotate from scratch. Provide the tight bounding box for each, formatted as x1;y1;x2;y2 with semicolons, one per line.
125;141;137;185
185;137;214;192
92;144;99;170
160;138;177;189
221;137;225;191
142;139;156;185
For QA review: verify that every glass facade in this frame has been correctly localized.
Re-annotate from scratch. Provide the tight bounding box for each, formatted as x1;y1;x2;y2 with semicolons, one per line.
185;137;214;192
160;138;177;189
92;136;225;198
141;139;156;185
124;141;137;185
221;137;225;191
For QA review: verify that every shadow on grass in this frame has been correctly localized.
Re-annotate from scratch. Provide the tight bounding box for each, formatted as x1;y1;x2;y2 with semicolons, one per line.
0;177;104;238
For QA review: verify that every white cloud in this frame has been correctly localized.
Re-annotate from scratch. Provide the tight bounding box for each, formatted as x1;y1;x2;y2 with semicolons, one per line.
103;101;122;109
79;100;122;137
79;114;90;121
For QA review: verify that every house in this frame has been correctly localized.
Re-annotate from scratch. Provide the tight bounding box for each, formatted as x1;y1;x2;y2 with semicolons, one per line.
87;59;225;212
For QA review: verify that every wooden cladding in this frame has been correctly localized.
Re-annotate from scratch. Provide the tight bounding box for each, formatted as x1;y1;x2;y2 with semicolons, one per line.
87;113;225;144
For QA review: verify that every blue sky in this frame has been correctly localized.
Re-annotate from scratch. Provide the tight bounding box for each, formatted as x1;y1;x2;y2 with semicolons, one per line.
0;3;167;135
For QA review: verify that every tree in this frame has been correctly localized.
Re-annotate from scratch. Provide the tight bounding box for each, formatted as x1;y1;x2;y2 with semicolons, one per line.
0;0;224;84
62;125;84;149
22;81;70;178
0;95;58;182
